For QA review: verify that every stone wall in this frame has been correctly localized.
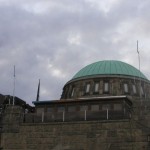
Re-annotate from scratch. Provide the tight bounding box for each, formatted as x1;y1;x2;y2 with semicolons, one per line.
61;77;150;99
1;106;150;150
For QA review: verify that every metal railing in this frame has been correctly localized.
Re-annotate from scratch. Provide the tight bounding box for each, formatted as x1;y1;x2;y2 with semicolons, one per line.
23;110;131;123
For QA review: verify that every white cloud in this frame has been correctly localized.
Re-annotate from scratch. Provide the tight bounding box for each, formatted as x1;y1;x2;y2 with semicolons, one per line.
67;32;81;45
0;0;149;105
86;0;121;13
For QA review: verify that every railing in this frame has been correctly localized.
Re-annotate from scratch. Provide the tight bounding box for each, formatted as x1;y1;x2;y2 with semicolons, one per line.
23;110;131;123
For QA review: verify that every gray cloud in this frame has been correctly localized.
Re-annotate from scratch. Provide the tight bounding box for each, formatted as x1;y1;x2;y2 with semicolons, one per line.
0;0;149;105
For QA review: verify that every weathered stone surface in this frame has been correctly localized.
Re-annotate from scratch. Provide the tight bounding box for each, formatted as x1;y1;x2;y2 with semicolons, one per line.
0;104;150;150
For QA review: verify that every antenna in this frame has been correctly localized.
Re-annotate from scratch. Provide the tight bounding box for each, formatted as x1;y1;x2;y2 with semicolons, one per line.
137;41;141;73
13;65;16;105
137;40;142;99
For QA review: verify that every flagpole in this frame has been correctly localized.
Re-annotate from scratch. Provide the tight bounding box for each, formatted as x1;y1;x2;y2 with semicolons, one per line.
36;79;40;101
13;65;16;106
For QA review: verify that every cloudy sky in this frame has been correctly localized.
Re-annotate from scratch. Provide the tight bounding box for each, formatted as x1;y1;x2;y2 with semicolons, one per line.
0;0;150;105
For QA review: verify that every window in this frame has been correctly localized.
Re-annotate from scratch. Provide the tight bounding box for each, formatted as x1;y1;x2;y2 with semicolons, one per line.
71;87;75;97
47;107;53;113
85;83;90;94
102;104;110;110
57;106;65;112
124;83;128;93
94;82;99;93
114;104;122;111
37;108;44;114
68;106;76;112
91;105;99;111
104;82;109;93
132;84;137;94
80;105;88;111
140;86;144;96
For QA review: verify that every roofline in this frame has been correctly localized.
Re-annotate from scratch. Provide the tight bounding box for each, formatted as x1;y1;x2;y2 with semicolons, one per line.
77;95;130;100
32;95;132;105
65;74;150;86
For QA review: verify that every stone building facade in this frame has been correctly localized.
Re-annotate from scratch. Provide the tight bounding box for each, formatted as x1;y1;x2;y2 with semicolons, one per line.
0;60;150;150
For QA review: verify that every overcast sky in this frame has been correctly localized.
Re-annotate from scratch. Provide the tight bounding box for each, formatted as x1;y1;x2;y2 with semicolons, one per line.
0;0;150;105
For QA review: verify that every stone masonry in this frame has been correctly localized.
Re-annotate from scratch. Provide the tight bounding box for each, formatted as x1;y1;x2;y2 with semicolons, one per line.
0;105;150;150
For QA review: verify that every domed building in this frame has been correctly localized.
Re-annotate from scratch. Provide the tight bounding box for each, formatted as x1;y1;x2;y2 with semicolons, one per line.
61;60;149;100
33;60;150;121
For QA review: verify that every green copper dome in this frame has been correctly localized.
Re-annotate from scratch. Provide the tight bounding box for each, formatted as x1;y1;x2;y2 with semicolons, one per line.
72;60;148;80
